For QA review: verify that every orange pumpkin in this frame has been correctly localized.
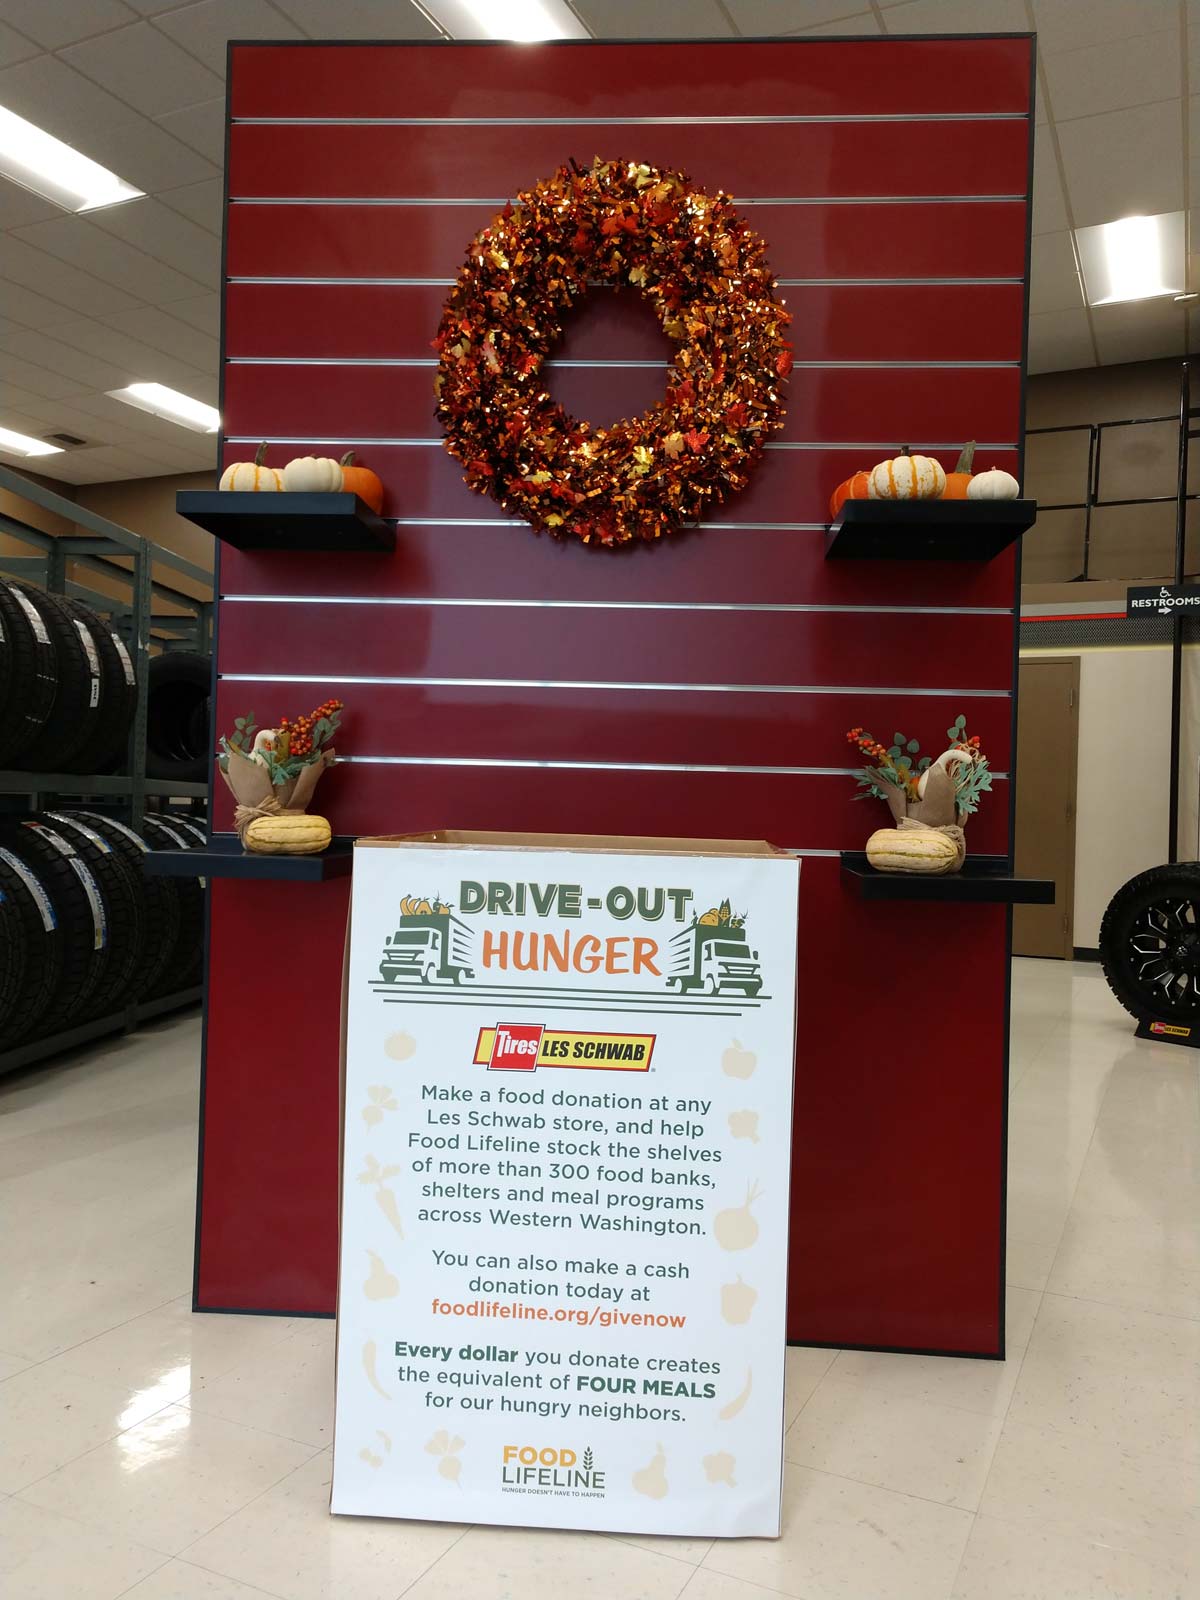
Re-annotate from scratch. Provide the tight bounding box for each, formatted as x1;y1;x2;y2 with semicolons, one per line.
339;451;385;515
941;440;976;500
828;469;871;520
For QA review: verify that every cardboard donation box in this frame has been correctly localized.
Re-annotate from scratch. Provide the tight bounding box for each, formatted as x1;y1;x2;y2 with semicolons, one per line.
332;831;800;1538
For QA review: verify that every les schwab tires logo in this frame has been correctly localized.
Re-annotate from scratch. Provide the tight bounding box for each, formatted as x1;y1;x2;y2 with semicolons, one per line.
501;1443;605;1499
474;1023;655;1073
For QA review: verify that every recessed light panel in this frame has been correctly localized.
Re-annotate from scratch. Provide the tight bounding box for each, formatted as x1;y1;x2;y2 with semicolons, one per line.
1075;211;1185;307
423;1;588;40
0;425;64;458
108;384;220;434
0;104;143;214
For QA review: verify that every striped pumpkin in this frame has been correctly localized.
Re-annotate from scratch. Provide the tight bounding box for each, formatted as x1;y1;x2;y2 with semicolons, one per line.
219;441;281;492
867;449;945;501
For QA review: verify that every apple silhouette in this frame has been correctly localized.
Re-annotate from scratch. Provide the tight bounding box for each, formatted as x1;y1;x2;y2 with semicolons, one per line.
722;1038;757;1079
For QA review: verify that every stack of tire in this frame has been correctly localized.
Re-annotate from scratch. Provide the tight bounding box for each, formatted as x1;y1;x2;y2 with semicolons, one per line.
0;580;138;773
0;809;208;1056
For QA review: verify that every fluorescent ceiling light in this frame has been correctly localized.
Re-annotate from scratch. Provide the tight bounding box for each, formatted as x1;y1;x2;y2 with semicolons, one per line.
108;383;220;434
423;0;588;40
1075;211;1185;307
0;424;63;459
0;104;142;213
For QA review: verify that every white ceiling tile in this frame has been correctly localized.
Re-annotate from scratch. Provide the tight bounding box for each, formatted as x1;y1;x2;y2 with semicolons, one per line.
0;236;143;317
12;214;210;304
154;0;305;71
571;0;731;35
1027;308;1095;373
723;0;873;28
5;394;209;462
100;303;220;370
154;98;226;164
143;293;219;338
0;19;41;66
1;0;138;50
1032;133;1068;234
0;184;64;230
1043;29;1181;123
0;381;60;417
1030;230;1085;315
878;0;1029;32
60;21;224;118
1056;100;1184;228
0;330;137;391
0;53;141;144
158;178;223;232
89;196;221;280
1032;0;1177;54
1091;297;1189;364
86;117;219;192
67;390;220;455
0;352;81;400
788;11;882;33
122;1;195;13
271;0;442;36
0;278;85;330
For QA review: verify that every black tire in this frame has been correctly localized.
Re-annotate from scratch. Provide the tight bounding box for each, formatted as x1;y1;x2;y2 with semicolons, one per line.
0;819;109;1032
11;583;103;773
0;875;28;1043
1099;863;1200;1022
0;580;57;767
155;814;207;846
0;843;60;1048
146;652;212;784
138;814;205;994
42;811;144;1021
62;604;137;775
70;811;180;1002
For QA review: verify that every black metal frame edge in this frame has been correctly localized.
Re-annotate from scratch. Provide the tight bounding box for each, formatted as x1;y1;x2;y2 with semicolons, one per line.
224;33;1038;49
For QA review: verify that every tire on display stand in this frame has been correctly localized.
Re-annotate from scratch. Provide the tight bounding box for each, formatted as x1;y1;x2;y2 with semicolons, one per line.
70;811;181;1003
1099;862;1200;1022
146;652;212;785
0;820;109;1034
10;582;103;773
138;813;205;995
42;812;145;1023
0;874;29;1042
0;579;57;767
62;602;138;775
0;844;61;1047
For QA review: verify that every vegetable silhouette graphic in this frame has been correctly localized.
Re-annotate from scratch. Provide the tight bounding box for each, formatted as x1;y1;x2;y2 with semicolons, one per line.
719;1367;753;1421
425;1430;464;1485
722;1039;757;1080
363;1250;399;1300
632;1443;669;1500
362;1340;390;1400
728;1109;759;1143
384;1031;416;1062
362;1084;397;1131
359;1446;382;1470
721;1275;758;1325
714;1181;762;1250
703;1451;737;1486
358;1153;404;1238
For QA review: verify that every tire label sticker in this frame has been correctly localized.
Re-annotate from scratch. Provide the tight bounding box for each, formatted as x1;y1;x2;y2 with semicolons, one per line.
151;820;190;849
82;813;147;853
0;847;55;931
8;585;51;645
111;633;136;687
23;822;75;858
73;620;102;706
45;812;111;854
68;857;107;950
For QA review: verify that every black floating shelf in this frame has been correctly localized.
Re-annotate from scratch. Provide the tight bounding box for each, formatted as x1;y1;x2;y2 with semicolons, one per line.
145;835;355;883
176;491;394;553
826;499;1037;561
841;852;1054;904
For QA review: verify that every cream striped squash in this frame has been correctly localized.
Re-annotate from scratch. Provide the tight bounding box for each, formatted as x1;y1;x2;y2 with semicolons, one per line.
866;827;960;873
219;441;282;491
245;813;332;855
867;451;945;501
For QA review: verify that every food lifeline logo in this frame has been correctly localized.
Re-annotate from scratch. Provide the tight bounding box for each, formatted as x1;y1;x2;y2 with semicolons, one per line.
474;1023;655;1073
501;1444;605;1498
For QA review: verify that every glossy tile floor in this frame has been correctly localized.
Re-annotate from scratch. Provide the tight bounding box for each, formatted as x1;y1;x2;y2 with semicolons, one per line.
1;960;1197;1600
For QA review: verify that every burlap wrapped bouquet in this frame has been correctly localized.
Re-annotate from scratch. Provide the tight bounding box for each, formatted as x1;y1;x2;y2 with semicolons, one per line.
846;717;992;874
218;700;343;848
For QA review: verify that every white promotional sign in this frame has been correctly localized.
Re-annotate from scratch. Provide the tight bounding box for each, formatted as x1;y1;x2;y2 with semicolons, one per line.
333;834;799;1538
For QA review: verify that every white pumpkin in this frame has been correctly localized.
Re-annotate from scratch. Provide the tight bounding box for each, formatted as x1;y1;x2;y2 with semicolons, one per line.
867;449;946;501
966;467;1020;500
281;454;344;492
219;442;281;492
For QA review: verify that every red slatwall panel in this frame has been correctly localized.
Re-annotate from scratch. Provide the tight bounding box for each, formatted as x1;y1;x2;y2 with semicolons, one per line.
198;36;1033;1360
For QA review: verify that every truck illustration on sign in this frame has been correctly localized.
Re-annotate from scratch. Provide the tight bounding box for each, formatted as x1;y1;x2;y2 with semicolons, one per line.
379;895;476;986
666;900;763;997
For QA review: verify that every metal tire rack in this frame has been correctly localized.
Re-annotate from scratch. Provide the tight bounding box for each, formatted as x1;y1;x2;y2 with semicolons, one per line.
0;461;212;1073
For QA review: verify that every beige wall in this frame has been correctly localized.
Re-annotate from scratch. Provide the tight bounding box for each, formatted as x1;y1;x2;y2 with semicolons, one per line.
1024;357;1200;587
